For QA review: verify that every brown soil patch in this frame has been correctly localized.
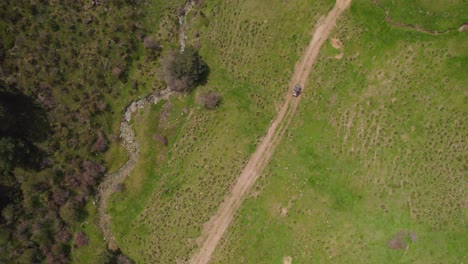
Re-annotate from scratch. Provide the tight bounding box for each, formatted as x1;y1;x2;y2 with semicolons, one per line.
280;196;297;217
409;231;418;242
188;1;352;263
331;38;343;49
334;53;344;59
387;230;417;250
280;207;288;217
331;38;343;59
387;231;407;250
283;256;292;264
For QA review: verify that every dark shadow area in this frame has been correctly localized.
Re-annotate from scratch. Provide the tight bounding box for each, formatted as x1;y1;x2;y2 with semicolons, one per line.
0;185;14;213
0;84;50;142
197;58;210;86
0;83;50;191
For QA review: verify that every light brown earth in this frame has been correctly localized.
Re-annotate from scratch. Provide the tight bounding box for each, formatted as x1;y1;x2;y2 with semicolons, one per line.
188;0;352;263
331;38;343;49
331;37;344;59
283;256;293;264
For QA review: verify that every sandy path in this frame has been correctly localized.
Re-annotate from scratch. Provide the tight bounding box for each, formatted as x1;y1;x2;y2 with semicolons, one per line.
188;1;351;263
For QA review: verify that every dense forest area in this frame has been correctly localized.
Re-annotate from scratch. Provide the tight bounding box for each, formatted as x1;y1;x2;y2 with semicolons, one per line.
0;0;162;262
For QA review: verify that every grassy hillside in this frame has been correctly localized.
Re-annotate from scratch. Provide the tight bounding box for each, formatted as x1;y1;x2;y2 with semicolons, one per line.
211;1;467;263
108;0;335;262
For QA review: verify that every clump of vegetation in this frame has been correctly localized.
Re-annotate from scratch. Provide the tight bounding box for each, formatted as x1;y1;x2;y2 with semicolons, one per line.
161;45;208;92
154;133;169;146
197;91;222;109
73;231;89;248
92;131;109;153
0;0;149;262
143;36;162;50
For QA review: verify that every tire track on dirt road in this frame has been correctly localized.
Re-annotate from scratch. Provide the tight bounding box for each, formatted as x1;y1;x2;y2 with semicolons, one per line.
189;0;352;263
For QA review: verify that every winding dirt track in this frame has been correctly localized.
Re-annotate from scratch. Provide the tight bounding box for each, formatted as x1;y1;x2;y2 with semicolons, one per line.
189;1;351;263
97;90;172;250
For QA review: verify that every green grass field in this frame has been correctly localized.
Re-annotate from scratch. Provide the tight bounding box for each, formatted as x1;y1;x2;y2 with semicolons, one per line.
108;0;335;262
94;0;468;263
211;1;467;263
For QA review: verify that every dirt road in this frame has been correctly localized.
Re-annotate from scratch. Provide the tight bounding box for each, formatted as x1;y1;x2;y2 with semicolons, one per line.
189;1;351;263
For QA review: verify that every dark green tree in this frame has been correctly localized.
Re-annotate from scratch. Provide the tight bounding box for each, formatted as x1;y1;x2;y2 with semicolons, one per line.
161;45;208;92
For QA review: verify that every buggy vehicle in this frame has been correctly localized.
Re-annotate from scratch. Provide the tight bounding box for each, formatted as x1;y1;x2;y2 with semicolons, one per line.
293;84;302;97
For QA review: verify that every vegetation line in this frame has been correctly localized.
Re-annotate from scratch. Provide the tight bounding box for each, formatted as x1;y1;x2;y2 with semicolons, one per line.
96;89;173;251
371;0;464;35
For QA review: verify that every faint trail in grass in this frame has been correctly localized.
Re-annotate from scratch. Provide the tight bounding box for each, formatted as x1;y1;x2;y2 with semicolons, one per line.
372;0;465;35
188;0;352;263
97;89;173;250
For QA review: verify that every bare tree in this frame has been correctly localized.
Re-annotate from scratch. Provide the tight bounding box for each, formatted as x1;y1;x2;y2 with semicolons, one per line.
197;92;221;109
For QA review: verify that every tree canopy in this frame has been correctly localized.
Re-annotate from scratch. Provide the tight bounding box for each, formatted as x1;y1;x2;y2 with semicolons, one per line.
161;46;208;92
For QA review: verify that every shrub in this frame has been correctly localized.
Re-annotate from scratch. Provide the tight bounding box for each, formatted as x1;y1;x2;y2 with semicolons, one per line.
59;201;82;225
94;100;108;112
17;248;38;264
92;131;108;153
54;227;71;243
143;36;161;50
0;229;11;245
80;161;106;190
52;187;68;206
154;134;168;146
116;254;134;264
51;243;67;256
197;92;221;109
73;231;89;247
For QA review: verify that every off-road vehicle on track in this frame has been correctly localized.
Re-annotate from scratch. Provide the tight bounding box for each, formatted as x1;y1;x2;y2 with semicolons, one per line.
293;84;302;97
